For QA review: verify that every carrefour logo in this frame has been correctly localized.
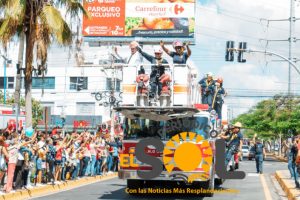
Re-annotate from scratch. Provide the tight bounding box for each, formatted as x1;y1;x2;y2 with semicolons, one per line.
174;4;184;15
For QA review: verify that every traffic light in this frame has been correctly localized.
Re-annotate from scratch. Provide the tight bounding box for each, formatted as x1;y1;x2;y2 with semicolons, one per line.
238;42;247;63
77;77;85;91
16;63;21;75
225;41;234;61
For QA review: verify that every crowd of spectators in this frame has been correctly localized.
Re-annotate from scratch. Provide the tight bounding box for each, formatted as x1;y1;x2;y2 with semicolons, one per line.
0;127;122;194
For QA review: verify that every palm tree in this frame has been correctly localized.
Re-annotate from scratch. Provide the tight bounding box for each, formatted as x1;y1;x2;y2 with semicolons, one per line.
0;0;88;128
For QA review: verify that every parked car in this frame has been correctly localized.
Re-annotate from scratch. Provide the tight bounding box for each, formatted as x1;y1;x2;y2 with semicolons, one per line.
274;144;279;151
248;145;255;160
242;145;250;158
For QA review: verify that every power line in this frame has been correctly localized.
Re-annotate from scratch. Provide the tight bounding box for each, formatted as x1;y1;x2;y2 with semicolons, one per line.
197;5;296;34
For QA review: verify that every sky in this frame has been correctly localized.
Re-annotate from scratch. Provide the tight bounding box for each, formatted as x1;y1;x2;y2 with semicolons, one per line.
192;0;300;118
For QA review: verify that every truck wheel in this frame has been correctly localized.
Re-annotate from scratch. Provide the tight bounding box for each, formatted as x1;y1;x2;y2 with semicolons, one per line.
127;179;142;190
205;166;215;197
214;178;224;186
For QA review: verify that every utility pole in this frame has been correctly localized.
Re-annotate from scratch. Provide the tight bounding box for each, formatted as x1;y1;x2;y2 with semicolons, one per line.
110;52;116;138
289;0;295;96
260;0;298;95
15;33;25;133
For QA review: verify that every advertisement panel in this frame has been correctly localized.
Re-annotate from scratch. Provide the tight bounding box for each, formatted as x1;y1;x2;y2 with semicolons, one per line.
82;0;195;41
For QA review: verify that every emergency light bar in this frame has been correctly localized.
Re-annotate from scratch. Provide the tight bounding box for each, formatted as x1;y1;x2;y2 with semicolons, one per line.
194;104;209;111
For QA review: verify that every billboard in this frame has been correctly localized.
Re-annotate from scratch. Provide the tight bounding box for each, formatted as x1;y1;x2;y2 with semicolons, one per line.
82;0;195;41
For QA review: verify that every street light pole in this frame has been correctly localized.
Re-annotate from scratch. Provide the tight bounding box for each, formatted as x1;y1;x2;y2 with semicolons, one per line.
247;49;300;76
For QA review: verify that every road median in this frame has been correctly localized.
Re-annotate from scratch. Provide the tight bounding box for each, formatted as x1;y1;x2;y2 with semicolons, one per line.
275;170;300;200
0;173;117;200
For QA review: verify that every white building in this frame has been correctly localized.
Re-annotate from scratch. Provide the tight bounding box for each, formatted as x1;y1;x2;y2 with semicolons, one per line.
0;41;124;131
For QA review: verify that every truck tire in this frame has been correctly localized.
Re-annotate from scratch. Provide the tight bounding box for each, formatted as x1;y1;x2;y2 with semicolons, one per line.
206;170;215;197
214;178;224;186
127;179;143;190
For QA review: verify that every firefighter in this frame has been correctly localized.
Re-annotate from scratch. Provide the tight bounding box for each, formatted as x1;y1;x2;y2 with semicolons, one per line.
254;138;265;174
137;46;169;101
160;40;191;64
199;72;215;108
213;77;226;120
220;122;243;169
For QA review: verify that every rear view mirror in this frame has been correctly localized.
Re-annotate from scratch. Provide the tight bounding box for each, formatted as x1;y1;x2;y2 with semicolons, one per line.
210;130;218;138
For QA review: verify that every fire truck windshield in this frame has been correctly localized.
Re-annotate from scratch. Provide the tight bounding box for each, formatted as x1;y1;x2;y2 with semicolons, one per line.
123;116;210;140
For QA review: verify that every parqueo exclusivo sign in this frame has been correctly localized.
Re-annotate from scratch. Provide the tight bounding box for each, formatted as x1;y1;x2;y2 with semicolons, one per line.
82;0;195;39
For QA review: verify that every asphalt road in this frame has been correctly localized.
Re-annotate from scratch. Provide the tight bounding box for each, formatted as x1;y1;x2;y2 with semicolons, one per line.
33;156;288;200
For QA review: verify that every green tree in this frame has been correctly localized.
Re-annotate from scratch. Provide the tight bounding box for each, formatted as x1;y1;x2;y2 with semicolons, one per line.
234;95;300;140
0;0;88;128
0;91;43;127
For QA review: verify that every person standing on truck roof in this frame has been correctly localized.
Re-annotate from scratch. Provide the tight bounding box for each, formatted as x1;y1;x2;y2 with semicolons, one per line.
254;138;265;174
220;122;243;169
137;46;169;101
114;41;144;72
199;72;215;109
213;77;226;120
160;40;191;64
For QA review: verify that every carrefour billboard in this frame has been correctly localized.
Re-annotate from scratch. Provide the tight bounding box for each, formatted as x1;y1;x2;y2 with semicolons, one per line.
82;0;195;42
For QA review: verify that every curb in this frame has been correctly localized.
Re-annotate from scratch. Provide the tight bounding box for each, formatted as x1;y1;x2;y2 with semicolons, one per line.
0;173;117;200
275;170;300;200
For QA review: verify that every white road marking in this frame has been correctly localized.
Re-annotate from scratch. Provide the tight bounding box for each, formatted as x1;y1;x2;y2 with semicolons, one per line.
247;173;260;177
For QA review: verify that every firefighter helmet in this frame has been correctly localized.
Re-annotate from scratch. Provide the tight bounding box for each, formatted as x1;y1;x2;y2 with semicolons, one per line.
207;72;213;77
217;77;223;83
154;46;163;54
173;41;183;48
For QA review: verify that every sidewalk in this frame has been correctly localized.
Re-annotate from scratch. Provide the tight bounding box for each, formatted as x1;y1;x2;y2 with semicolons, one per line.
267;152;288;162
275;170;300;200
0;173;117;200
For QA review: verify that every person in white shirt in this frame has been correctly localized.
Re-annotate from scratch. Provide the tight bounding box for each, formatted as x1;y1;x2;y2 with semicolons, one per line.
114;41;143;68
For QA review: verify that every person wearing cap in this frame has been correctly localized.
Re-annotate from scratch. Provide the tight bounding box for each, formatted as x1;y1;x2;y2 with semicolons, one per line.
254;138;265;174
160;40;191;64
213;77;226;120
136;46;169;101
114;41;143;70
220;122;243;169
199;72;215;108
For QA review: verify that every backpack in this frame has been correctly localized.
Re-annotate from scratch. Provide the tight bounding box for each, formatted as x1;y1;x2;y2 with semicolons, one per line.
255;143;263;154
46;145;56;162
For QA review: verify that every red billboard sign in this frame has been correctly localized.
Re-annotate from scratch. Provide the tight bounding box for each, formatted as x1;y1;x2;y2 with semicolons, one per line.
83;0;126;36
82;0;195;39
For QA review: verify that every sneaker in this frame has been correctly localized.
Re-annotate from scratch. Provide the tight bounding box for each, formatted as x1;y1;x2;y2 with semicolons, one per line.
235;163;239;169
229;166;234;171
24;185;33;189
259;172;263;174
36;183;43;187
